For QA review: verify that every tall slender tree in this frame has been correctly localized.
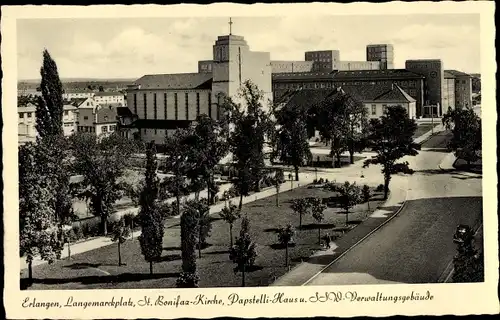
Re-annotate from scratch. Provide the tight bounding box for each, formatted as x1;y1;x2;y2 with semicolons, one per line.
177;201;200;288
35;49;64;138
363;106;419;200
111;217;131;266
277;223;295;268
138;142;167;274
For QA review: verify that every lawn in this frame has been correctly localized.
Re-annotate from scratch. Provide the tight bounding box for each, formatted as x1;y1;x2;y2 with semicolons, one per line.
22;184;385;290
413;123;441;139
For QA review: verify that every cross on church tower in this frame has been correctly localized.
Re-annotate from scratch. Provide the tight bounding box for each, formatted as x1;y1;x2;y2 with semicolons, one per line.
229;17;233;35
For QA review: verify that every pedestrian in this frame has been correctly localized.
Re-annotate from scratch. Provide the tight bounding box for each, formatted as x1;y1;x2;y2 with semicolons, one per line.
325;233;331;249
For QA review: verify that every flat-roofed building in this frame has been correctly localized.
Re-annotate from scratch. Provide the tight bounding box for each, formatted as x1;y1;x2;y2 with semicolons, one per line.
366;44;394;69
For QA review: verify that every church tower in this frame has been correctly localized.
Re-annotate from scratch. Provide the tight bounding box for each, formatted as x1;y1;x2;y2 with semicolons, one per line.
211;18;272;116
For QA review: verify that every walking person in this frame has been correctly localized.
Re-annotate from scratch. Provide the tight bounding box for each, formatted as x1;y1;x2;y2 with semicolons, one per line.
325;233;331;249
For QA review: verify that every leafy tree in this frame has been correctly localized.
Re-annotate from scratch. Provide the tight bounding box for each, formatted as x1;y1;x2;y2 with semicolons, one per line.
362;184;372;211
229;216;257;287
309;198;327;244
452;225;483;282
35;49;64;138
344;96;369;164
163;129;192;216
273;168;285;207
70;132;139;235
225;81;272;208
19;142;64;283
290;198;311;229
178;201;200;288
338;181;362;225
138;142;167;274
313;91;349;168
270;102;312;181
442;107;482;166
184;114;229;204
277;223;295;267
219;201;241;248
363;106;419;200
99;85;104;92
110;218;131;266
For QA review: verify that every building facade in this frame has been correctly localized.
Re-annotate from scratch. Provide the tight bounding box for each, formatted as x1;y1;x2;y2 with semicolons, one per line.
18;102;79;144
305;50;341;72
62;90;95;100
366;44;394;69
446;70;473;109
77;103;118;136
338;61;380;71
93;91;125;105
198;60;214;73
272;69;426;117
405;59;444;116
270;61;314;73
443;71;456;112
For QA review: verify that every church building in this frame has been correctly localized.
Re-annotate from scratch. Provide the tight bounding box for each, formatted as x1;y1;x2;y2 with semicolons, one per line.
125;19;272;144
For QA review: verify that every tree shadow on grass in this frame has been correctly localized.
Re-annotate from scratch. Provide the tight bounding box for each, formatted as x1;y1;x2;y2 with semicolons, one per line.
155;254;182;263
163;246;181;251
269;243;297;250
196;243;213;250
264;227;280;233
20;272;181;290
204;249;230;255
299;223;337;231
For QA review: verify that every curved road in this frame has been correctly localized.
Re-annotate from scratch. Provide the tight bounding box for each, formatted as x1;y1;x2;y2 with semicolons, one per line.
306;131;483;285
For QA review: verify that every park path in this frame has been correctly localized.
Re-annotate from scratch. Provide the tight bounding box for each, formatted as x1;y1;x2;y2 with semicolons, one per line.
20;124;442;271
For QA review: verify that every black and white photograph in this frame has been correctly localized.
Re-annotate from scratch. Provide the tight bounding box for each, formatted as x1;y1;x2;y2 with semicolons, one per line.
2;2;498;319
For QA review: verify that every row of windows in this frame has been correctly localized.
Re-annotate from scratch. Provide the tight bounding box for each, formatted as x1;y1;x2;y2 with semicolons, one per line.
19;112;33;119
133;92;210;120
273;80;419;90
78;126;95;133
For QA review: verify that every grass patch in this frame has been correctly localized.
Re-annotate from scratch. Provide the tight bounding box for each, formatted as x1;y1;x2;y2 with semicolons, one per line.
22;184;385;289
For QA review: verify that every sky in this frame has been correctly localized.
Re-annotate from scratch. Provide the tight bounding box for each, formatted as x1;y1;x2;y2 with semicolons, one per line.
17;14;480;80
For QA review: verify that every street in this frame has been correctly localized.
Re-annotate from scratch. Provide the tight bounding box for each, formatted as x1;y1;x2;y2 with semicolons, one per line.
305;131;483;285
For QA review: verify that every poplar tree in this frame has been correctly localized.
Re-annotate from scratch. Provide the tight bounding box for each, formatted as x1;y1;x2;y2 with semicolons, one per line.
138;142;166;274
229;216;257;287
177;201;201;288
35;49;64;138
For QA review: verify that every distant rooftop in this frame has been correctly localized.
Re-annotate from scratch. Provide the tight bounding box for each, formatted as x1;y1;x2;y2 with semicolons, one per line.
133;73;213;90
95;91;125;97
445;69;472;77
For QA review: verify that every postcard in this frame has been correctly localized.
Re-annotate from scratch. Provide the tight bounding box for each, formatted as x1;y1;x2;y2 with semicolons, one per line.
2;2;498;319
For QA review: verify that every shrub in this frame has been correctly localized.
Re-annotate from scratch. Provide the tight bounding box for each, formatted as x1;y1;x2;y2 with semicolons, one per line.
313;178;318;184
376;184;384;192
72;224;84;241
176;272;200;288
325;179;329;183
318;178;324;184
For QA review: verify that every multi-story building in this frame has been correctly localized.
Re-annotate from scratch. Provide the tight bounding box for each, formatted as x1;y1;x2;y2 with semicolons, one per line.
446;69;473;109
126;32;272;144
18;102;79;144
304;50;341;72
366;44;394;69
443;71;456;112
405;59;444;116
93;91;125;105
198;60;214;73
62;89;95;100
272;69;426;117
77;103;118;136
